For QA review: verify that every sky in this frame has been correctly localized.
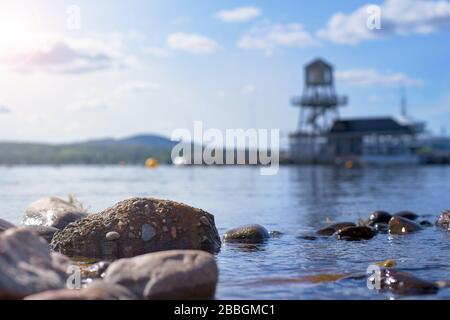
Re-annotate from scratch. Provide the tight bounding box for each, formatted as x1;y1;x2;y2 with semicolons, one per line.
0;0;449;146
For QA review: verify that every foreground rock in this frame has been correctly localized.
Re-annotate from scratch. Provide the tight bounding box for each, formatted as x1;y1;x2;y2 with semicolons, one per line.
223;224;270;244
25;281;137;300
337;226;375;241
103;250;218;299
51;198;221;259
368;269;438;295
23;197;88;230
0;229;70;299
0;218;15;232
316;222;355;236
436;210;450;230
388;216;423;235
23;225;59;243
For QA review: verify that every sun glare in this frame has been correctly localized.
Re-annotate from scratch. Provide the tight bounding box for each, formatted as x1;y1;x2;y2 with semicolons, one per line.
0;3;42;67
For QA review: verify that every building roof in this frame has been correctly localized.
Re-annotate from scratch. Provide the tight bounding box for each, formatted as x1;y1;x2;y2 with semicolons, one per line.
330;117;414;135
305;58;332;70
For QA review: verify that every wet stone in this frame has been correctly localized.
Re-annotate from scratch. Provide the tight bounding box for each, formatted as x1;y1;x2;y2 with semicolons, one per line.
436;210;450;230
373;222;389;233
337;226;375;241
394;211;419;221
419;220;433;227
223;224;270;244
368;269;438;295
316;222;356;236
388;216;423;235
367;211;392;226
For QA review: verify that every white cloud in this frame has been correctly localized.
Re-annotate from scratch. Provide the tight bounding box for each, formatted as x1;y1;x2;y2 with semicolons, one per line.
336;68;423;87
166;33;219;54
238;22;319;55
215;6;262;23
242;84;256;94
67;81;160;113
119;81;161;94
318;0;450;44
0;33;137;74
144;46;171;58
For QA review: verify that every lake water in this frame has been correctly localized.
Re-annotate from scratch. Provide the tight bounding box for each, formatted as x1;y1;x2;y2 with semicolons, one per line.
1;165;450;299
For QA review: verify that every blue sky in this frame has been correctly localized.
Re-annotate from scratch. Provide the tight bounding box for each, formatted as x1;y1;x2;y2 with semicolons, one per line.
0;0;449;145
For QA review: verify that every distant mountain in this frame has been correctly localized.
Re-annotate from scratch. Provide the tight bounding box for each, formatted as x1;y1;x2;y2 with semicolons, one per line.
83;134;179;149
0;134;178;165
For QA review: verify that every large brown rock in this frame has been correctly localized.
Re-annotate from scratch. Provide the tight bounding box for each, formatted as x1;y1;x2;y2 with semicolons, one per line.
388;216;423;235
23;197;88;230
0;228;71;299
103;250;218;299
25;281;137;300
51;198;221;259
0;218;15;232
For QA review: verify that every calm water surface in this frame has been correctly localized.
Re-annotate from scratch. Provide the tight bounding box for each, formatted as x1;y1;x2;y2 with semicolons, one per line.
1;165;449;299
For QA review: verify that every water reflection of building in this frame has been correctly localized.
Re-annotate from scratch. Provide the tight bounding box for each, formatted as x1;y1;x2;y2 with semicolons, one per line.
289;58;425;166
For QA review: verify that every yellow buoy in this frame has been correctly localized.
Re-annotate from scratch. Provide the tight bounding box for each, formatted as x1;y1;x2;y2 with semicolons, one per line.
145;158;158;169
345;160;353;169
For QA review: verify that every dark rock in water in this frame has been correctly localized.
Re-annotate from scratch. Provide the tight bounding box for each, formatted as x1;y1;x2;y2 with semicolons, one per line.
223;224;270;244
337;226;375;241
297;234;318;241
25;281;137;300
388;216;423;235
373;222;389;233
23;197;88;230
393;211;419;221
0;218;15;232
436;210;450;230
269;230;284;238
316;222;356;236
103;250;218;300
23;225;59;243
0;228;70;299
51;198;221;259
368;269;438;295
419;220;433;228
368;211;392;226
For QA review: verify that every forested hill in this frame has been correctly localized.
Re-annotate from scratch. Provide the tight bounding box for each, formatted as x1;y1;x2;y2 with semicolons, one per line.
0;134;178;165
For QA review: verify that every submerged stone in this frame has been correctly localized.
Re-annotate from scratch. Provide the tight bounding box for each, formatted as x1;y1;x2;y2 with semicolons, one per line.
373;222;389;233
223;224;270;244
336;226;375;241
388;216;423;235
316;222;356;236
393;211;419;221
368;269;438;295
